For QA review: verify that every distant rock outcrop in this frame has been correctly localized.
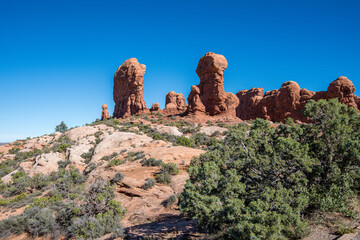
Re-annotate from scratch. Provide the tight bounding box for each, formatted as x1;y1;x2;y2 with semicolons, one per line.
101;104;109;120
187;52;239;117
113;58;149;118
164;91;187;115
150;103;161;112
237;76;359;122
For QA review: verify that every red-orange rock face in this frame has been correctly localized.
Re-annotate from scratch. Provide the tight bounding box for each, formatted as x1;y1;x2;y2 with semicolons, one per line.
236;76;358;122
101;104;110;120
150;103;161;112
113;58;149;118
164;91;187;114
187;52;239;117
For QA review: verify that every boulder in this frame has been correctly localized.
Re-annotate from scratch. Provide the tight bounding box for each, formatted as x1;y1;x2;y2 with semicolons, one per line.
113;58;149;118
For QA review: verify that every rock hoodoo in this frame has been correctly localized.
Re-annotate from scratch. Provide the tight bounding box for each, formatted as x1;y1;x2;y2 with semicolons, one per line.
113;58;149;118
101;104;109;120
237;76;359;122
187;52;239;117
164;91;187;114
150;103;161;112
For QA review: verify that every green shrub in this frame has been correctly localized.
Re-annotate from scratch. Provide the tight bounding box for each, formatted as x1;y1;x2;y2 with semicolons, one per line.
107;159;125;168
155;171;172;184
179;99;360;239
112;172;125;183
55;121;68;133
163;194;177;207
140;158;163;167
143;178;156;190
176;136;195;148
161;162;179;175
30;173;49;190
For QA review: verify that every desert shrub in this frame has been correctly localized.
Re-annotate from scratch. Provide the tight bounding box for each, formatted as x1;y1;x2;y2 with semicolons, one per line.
155;171;172;184
2;171;31;197
127;151;145;161
52;135;74;153
101;152;118;161
163;194;177;207
107;158;125;168
30;173;49;190
112;172;125;184
81;147;95;163
0;178;124;240
176;136;195;148
161;162;180;175
140;157;163;167
143;178;156;190
55;121;68;133
0;159;18;178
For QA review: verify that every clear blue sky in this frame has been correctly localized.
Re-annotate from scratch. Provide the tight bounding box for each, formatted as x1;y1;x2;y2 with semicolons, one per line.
1;0;359;142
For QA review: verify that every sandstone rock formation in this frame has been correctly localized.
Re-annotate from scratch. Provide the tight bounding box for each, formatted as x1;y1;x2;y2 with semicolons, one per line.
187;52;239;117
101;104;109;120
164;91;187;114
237;76;359;122
150;103;161;112
113;58;149;118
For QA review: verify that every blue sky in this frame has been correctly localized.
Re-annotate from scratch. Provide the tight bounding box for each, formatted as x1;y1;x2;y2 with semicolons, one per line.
0;0;359;142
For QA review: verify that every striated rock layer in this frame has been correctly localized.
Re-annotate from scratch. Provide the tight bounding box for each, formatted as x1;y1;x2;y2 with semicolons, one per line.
187;52;239;117
113;58;149;118
237;76;359;122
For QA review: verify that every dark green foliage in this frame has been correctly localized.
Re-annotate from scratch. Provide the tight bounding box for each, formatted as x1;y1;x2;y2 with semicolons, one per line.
0;178;124;240
53;135;74;153
140;157;163;167
112;172;125;184
30;173;49;190
107;159;125;168
155;171;172;184
143;178;156;190
126;151;146;161
179;99;360;239
163;194;177;207
161;162;180;175
101;152;118;161
55;121;68;133
81;147;95;163
176;136;195;147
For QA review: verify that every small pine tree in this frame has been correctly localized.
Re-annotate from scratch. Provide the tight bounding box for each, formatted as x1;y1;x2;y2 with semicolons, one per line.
55;121;68;133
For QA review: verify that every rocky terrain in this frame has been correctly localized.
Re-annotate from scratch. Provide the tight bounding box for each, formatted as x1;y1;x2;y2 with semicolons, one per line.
0;52;359;239
112;52;359;123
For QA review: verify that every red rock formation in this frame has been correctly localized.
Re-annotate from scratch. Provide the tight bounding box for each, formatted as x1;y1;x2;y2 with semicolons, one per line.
187;52;239;117
164;91;187;114
113;58;149;118
236;76;358;122
150;103;161;112
101;104;109;120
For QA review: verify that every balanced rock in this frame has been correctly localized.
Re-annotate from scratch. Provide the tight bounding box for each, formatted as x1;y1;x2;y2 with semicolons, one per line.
101;104;109;120
187;52;239;116
113;58;149;118
164;91;187;114
150;103;161;112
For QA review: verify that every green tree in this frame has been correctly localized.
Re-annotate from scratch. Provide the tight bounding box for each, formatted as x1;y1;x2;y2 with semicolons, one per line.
55;121;68;133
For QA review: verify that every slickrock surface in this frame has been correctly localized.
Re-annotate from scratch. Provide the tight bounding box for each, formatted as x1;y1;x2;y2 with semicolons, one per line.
113;58;149;118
